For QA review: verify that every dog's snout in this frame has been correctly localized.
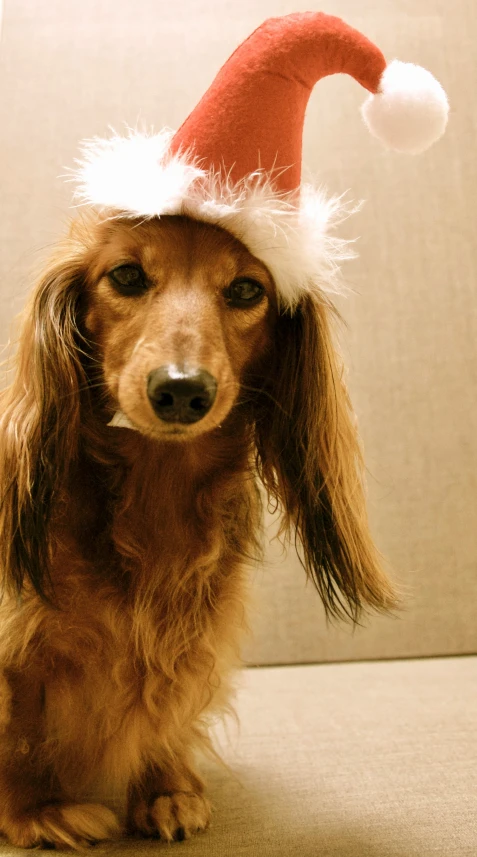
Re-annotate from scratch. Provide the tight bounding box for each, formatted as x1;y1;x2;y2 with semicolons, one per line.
147;366;217;424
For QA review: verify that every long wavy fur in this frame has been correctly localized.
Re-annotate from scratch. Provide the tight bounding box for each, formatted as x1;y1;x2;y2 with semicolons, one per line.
0;211;396;848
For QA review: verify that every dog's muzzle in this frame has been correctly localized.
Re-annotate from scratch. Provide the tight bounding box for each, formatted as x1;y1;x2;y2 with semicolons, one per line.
147;366;217;424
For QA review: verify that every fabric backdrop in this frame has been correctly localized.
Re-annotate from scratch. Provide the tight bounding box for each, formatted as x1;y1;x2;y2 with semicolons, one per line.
0;0;475;664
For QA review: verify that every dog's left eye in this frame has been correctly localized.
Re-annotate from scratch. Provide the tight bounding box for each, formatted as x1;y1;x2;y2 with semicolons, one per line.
224;278;265;308
108;264;148;296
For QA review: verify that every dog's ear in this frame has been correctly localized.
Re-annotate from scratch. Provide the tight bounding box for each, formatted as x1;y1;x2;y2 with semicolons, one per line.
253;292;397;621
0;247;90;601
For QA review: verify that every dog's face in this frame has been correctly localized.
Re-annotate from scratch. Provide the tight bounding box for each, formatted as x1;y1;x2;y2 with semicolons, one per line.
83;216;276;440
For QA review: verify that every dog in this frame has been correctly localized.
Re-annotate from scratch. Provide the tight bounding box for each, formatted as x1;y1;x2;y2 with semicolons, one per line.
0;209;396;847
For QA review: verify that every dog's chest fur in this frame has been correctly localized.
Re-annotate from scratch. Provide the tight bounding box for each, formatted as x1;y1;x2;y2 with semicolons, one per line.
1;437;255;796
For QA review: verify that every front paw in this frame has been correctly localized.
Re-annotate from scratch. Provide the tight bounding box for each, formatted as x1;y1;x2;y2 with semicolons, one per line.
2;802;120;849
128;791;211;842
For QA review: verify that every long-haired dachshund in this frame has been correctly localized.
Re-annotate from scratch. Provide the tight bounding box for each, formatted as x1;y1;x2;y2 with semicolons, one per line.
0;209;395;847
0;0;452;840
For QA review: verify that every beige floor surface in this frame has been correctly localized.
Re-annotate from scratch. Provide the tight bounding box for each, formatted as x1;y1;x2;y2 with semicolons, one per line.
0;656;475;856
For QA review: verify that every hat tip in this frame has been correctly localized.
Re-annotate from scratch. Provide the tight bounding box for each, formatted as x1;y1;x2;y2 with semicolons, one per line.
361;59;449;154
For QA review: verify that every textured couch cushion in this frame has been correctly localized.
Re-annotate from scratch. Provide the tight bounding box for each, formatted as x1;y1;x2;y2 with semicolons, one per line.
203;657;477;856
0;656;474;855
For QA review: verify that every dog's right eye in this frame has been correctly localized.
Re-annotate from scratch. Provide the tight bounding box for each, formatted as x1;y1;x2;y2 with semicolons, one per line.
108;265;148;296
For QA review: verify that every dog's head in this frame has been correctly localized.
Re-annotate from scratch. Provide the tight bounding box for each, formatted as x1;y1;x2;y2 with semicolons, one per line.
0;211;396;617
82;214;276;441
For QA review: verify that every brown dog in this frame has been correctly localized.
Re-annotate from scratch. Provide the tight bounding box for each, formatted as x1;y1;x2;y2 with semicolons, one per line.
0;211;395;847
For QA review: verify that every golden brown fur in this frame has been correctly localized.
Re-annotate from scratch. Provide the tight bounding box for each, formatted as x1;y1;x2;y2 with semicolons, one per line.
0;213;396;848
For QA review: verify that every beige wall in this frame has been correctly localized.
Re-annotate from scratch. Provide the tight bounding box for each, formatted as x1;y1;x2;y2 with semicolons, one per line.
1;0;476;664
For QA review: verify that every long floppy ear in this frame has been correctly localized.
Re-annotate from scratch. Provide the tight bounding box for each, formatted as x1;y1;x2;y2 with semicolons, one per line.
0;245;90;601
253;293;397;621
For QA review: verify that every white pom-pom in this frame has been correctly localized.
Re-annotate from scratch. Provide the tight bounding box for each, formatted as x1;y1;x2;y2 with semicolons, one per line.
361;59;449;154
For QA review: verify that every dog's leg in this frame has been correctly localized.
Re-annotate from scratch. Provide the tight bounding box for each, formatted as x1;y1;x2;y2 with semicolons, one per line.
0;669;120;849
126;754;212;841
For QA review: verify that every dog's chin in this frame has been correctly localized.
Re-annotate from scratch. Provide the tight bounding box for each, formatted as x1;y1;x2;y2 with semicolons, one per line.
107;409;222;442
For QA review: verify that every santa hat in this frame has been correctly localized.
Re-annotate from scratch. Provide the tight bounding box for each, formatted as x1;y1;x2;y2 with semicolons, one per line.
73;11;449;310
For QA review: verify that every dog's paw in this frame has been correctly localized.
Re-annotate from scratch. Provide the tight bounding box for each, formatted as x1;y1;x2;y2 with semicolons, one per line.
129;791;211;842
2;802;120;849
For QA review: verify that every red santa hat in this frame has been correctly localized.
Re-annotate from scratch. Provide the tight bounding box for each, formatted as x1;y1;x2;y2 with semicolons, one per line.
73;11;448;309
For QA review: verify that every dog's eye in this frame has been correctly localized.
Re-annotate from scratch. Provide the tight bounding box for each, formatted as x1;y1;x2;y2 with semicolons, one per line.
224;278;265;308
108;264;148;296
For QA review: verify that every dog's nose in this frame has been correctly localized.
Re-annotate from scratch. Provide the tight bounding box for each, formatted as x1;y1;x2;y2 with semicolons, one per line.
147;366;217;424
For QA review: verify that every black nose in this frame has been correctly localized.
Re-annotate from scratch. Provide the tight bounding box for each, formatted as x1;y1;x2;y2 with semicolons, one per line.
147;366;217;424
